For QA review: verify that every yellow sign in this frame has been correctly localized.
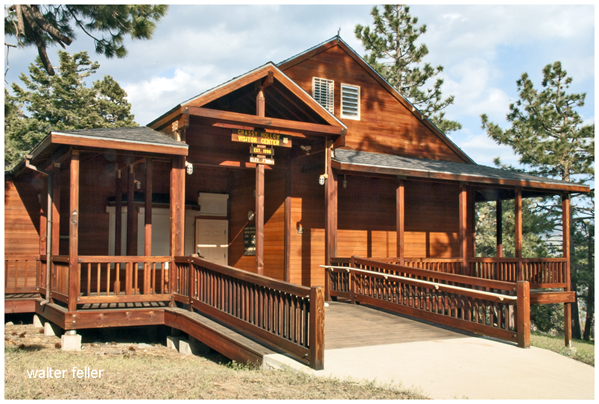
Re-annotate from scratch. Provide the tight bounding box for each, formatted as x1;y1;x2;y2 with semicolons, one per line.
250;145;275;156
249;156;275;166
231;129;292;148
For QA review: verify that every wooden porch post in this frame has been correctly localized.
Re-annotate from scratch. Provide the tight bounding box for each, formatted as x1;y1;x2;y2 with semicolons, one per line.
459;184;468;275
325;145;337;266
115;169;122;256
255;163;265;275
170;156;186;257
284;165;292;282
396;178;405;265
255;86;266;275
514;189;523;280
127;164;136;256
51;163;61;256
562;193;572;347
144;158;153;256
496;198;503;257
68;150;80;312
39;179;47;256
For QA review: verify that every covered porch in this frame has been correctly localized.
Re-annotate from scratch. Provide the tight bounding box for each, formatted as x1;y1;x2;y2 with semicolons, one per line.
323;149;588;346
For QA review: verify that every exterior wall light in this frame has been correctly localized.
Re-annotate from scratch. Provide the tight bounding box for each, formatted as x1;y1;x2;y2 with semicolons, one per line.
319;174;328;186
343;174;347;189
248;210;255;221
186;162;194;175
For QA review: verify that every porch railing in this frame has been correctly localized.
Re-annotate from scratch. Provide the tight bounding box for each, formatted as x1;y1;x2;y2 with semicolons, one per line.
76;256;172;305
174;256;325;370
4;254;39;294
368;256;568;289
327;257;530;347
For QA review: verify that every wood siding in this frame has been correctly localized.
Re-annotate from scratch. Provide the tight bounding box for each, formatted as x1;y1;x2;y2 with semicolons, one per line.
5;176;40;255
337;177;474;260
282;45;467;163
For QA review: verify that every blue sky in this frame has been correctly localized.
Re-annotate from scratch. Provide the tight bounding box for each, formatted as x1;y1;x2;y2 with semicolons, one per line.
3;3;595;168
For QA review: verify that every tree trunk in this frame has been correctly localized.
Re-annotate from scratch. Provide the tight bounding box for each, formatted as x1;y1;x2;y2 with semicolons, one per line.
583;228;594;341
583;281;594;341
570;211;582;340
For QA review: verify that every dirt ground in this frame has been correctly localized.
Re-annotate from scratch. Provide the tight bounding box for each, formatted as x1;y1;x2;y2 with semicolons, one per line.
4;315;427;400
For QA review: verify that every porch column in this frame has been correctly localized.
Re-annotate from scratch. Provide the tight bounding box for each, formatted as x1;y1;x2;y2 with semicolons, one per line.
514;189;523;280
144;158;153;256
396;178;405;265
325;145;337;266
284;165;292;282
115;169;122;255
51;163;61;256
170;156;185;257
459;183;468;275
255;85;266;275
39;178;48;256
496;198;503;257
127;164;136;256
562;193;572;347
255;163;265;275
68;150;80;312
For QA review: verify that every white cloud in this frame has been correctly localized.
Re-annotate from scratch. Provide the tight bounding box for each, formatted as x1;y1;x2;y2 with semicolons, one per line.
457;132;519;167
124;66;227;125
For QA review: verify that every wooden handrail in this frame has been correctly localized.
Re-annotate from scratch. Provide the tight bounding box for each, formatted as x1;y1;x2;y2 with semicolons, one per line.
175;256;324;370
360;257;516;292
323;266;517;302
175;256;311;297
78;256;171;263
325;257;531;348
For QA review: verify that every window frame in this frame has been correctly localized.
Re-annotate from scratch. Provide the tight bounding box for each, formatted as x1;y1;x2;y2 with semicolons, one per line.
340;83;361;120
312;77;335;115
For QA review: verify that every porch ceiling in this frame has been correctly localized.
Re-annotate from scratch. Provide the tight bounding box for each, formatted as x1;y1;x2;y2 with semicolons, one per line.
332;149;590;194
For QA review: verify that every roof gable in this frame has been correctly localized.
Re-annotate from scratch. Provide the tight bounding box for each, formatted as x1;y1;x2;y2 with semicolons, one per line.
278;37;474;164
149;63;346;135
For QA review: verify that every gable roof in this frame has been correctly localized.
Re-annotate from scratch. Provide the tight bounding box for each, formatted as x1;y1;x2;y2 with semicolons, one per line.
278;36;475;164
148;62;347;136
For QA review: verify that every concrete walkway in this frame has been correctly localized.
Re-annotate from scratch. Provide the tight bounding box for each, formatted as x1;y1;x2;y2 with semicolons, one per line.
264;305;595;399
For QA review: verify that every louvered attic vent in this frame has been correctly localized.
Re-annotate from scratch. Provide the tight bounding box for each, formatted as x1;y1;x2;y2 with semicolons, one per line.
313;77;334;114
341;84;360;120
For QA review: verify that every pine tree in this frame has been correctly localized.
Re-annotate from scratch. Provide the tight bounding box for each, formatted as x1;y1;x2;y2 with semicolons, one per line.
355;4;461;133
4;5;168;75
5;50;137;169
480;61;595;339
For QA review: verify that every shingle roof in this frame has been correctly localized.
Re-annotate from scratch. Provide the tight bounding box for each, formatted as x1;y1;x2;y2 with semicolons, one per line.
51;126;187;148
333;149;589;192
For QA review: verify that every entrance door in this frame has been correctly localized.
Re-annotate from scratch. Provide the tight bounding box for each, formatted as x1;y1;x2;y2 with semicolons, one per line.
195;219;228;266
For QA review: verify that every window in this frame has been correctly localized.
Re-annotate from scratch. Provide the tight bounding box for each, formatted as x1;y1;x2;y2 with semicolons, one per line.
341;84;360;120
313;77;334;114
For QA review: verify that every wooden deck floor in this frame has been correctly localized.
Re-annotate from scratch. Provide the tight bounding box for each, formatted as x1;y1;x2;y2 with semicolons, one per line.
325;301;470;350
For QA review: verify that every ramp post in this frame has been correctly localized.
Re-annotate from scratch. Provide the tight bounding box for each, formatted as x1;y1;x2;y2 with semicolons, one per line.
309;286;325;370
516;280;530;348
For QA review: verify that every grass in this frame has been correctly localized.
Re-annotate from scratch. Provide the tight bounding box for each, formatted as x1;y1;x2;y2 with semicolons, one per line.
530;332;594;366
4;323;426;400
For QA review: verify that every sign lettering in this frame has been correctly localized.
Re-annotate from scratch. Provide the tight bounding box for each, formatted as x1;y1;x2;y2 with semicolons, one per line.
231;129;292;148
250;145;275;156
249;156;275;166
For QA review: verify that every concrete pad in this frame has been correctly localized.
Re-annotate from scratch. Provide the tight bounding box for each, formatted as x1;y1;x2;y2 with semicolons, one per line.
166;335;182;350
313;337;594;399
179;339;211;356
33;314;44;327
44;322;61;337
60;334;82;351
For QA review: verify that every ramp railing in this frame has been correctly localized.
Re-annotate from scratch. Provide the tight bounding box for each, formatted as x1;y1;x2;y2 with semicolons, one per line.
326;256;530;348
174;256;325;369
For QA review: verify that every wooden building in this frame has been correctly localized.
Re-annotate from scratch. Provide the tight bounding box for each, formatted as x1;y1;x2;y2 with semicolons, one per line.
5;37;589;367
